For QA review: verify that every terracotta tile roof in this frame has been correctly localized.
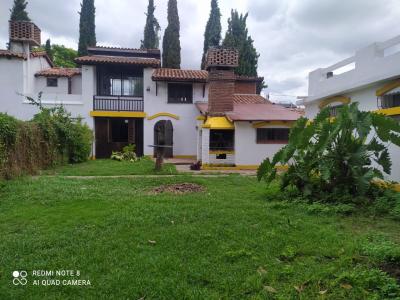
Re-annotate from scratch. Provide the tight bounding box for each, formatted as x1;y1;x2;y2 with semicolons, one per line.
195;101;301;122
0;49;26;59
35;67;81;78
227;103;301;121
88;46;160;53
152;68;209;82
75;55;160;67
233;94;270;104
30;50;54;67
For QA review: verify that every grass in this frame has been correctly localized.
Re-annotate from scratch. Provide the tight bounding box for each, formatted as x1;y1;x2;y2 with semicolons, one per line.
0;161;399;299
43;157;177;176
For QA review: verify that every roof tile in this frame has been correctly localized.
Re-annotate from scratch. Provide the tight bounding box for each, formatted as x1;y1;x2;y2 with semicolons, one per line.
35;67;81;78
152;68;208;82
75;55;160;67
0;49;26;59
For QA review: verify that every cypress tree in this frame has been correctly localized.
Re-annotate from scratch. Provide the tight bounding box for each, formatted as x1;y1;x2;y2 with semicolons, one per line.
78;0;96;57
45;39;53;61
201;0;221;69
162;0;181;69
223;10;259;77
10;0;30;21
141;0;161;49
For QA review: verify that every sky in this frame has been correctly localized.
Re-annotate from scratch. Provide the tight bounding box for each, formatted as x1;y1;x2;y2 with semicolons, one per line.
1;0;400;101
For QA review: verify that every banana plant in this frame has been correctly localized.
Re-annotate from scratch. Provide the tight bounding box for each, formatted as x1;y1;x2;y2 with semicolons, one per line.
257;103;400;196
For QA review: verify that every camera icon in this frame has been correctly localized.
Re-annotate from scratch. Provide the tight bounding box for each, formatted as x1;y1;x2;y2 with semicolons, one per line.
12;270;28;286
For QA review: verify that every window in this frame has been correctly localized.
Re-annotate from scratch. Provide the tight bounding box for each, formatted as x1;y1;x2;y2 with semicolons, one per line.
209;130;234;151
256;128;289;144
46;77;58;87
68;78;72;94
97;65;144;97
168;83;193;103
381;93;400;109
110;119;129;142
329;105;343;117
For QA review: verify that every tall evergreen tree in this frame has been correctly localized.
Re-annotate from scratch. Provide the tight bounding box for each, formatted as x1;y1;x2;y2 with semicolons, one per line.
223;10;259;77
162;0;181;69
141;0;161;49
10;0;30;21
78;0;96;57
201;0;221;69
45;39;53;61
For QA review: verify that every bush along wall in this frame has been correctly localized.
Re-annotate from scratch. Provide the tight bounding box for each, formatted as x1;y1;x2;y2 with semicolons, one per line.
0;97;92;179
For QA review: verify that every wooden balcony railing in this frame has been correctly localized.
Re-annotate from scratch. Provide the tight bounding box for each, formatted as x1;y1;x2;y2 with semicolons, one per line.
93;96;144;112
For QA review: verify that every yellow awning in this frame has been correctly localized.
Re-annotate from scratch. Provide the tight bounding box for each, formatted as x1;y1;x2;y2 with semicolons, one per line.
202;116;234;130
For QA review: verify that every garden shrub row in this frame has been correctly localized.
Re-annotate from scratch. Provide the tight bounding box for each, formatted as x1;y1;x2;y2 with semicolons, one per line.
0;104;92;179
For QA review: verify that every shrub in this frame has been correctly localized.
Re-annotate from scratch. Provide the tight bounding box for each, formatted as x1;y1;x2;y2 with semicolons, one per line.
0;94;93;179
29;94;93;164
111;144;139;162
258;103;400;202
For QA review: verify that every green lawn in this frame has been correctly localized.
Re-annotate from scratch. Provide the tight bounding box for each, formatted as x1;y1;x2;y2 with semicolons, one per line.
1;162;400;299
43;157;177;176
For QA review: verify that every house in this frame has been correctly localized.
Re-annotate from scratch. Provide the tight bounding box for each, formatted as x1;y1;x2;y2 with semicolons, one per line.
0;20;301;169
300;34;400;181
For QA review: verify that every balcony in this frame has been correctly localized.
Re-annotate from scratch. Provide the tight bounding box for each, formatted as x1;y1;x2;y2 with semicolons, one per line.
93;95;144;112
306;35;400;103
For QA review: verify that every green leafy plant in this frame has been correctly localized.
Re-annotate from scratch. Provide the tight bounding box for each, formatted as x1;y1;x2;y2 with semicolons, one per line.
27;93;93;164
111;144;139;162
258;103;400;200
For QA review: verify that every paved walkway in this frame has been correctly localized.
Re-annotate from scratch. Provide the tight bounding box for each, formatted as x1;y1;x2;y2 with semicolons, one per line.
162;157;257;176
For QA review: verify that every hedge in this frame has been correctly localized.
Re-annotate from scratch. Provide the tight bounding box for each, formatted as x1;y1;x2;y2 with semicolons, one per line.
0;109;92;179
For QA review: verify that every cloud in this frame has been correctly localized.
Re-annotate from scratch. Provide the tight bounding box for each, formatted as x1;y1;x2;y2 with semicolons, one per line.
1;0;400;99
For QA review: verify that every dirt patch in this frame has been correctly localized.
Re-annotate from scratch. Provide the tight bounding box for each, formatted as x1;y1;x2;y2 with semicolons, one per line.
380;262;400;283
149;183;205;195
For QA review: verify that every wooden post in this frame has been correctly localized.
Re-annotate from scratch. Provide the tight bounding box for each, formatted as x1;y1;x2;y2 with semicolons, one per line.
155;146;165;171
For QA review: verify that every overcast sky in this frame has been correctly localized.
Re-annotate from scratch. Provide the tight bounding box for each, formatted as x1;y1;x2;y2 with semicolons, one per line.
1;0;400;100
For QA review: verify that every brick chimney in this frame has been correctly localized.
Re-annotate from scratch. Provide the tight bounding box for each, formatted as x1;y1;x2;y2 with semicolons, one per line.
9;21;41;53
205;48;239;114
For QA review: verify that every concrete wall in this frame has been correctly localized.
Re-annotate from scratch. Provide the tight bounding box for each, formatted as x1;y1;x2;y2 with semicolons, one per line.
234;122;290;165
306;35;400;103
142;68;206;157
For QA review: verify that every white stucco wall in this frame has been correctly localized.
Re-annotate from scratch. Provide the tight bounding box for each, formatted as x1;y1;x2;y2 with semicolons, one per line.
34;75;82;95
304;82;400;181
35;77;69;94
142;68;205;157
0;52;86;123
234;122;290;166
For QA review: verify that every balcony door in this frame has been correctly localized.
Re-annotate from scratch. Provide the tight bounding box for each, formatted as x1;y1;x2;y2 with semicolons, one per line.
97;65;144;97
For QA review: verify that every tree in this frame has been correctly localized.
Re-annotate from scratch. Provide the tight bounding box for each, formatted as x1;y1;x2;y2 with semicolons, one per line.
223;10;259;77
78;0;96;57
45;39;53;61
201;0;221;69
162;0;181;69
141;0;161;49
10;0;30;21
257;103;400;199
52;45;78;68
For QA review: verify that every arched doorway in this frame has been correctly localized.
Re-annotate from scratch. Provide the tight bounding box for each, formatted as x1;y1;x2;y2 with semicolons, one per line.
154;120;173;158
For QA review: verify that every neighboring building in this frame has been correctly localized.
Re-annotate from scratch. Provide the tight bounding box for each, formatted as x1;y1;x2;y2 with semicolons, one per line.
0;20;301;169
301;34;400;181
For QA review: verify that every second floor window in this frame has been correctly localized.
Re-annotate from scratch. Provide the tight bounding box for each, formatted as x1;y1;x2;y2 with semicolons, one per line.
168;83;193;103
47;77;58;87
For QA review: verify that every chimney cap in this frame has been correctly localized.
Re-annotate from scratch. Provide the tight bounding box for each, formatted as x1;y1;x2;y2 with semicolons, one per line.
9;21;41;47
205;47;239;70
